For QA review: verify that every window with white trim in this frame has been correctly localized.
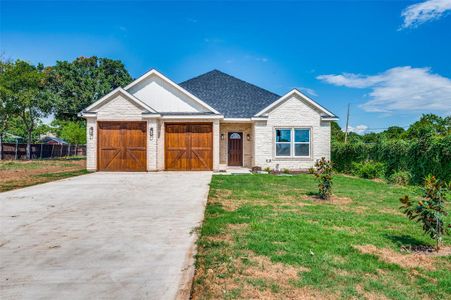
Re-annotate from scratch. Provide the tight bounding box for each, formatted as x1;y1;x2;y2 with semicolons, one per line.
275;128;310;157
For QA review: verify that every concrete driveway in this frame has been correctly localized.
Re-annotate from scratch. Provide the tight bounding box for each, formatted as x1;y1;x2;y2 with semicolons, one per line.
0;172;212;300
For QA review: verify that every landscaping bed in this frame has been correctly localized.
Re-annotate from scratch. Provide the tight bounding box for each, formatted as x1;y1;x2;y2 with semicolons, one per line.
192;174;451;299
0;158;88;192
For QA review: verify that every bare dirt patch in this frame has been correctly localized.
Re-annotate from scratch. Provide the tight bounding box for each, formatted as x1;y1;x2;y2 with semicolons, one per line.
353;244;437;270
355;284;389;300
380;208;403;216
400;245;451;256
303;194;353;205
212;190;311;212
191;250;330;300
331;225;358;234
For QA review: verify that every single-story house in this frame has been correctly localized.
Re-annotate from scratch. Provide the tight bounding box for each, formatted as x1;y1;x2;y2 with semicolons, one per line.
79;69;338;172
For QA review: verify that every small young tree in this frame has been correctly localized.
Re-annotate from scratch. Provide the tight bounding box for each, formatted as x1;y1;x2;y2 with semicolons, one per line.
314;157;333;200
399;175;450;251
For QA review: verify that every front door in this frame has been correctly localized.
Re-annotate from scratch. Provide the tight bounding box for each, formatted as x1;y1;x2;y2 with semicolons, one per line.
228;132;243;166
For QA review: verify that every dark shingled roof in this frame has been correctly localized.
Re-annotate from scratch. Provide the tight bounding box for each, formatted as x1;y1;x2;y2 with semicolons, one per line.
179;70;281;118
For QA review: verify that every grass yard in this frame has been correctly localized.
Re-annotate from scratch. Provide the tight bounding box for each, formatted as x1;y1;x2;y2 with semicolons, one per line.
0;157;88;192
192;174;451;299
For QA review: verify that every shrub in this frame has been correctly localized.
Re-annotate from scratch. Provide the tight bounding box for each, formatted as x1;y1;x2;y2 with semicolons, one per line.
351;160;385;179
314;157;333;200
263;167;272;173
282;168;290;174
308;167;315;174
399;175;450;251
389;171;412;186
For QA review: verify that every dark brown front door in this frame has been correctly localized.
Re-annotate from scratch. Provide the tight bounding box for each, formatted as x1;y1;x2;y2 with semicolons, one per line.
165;123;213;171
228;132;243;166
97;122;147;171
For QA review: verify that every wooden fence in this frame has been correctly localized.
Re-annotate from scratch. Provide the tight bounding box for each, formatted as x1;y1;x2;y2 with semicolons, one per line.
0;143;86;160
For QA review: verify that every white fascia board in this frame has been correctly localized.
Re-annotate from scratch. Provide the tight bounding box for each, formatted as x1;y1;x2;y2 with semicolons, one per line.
81;87;158;114
255;89;336;117
161;114;224;120
321;117;340;121
221;118;253;123
250;117;268;121
124;69;221;114
142;113;162;119
78;112;97;118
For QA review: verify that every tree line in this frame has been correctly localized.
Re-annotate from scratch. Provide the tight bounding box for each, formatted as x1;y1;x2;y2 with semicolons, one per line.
0;56;132;159
331;114;451;184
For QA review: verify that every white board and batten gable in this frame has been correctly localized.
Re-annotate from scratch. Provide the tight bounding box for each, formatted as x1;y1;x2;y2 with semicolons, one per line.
255;89;337;120
124;69;220;114
79;69;220;119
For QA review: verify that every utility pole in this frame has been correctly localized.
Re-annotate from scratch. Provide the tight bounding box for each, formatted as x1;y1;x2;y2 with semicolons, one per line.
344;103;350;143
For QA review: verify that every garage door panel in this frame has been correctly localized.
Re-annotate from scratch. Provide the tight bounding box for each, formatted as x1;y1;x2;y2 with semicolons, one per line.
98;122;147;172
165;123;212;171
166;149;189;170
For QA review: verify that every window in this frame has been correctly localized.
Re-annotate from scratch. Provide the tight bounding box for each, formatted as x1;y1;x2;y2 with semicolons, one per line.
229;133;241;139
275;128;310;157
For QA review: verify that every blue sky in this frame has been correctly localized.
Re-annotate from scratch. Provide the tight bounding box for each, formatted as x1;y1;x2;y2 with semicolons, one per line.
1;0;451;132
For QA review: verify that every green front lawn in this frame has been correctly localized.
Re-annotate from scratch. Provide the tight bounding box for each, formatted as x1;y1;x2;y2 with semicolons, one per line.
192;174;451;299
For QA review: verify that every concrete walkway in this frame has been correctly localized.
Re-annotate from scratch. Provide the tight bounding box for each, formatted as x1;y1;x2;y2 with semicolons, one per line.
0;172;212;300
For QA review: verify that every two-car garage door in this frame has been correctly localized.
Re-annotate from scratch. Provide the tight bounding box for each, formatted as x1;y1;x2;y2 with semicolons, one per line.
97;122;212;171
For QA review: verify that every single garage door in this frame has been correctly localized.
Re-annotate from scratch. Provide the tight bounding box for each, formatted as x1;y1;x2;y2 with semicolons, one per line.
165;123;213;171
98;121;147;171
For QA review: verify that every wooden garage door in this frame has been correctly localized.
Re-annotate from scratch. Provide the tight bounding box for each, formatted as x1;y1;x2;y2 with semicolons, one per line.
98;122;147;171
165;123;213;171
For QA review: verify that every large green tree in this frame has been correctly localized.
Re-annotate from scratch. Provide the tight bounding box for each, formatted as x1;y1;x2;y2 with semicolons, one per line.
0;60;17;159
0;60;52;159
47;56;132;120
51;120;86;144
406;114;450;139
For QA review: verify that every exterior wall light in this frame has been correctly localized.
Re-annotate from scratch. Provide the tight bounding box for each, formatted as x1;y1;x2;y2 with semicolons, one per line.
247;134;251;141
150;127;154;140
221;133;225;140
89;127;94;139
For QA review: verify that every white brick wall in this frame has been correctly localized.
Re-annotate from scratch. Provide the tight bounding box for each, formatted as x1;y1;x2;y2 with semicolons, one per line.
85;117;97;171
147;119;158;171
253;95;331;170
96;95;145;121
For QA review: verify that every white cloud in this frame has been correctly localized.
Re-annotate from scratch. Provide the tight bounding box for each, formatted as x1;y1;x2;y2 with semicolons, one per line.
400;0;451;29
346;125;368;135
299;87;318;97
317;66;451;113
